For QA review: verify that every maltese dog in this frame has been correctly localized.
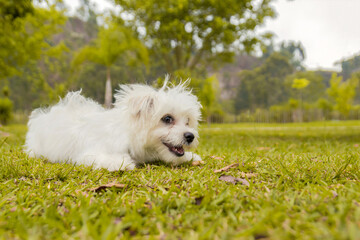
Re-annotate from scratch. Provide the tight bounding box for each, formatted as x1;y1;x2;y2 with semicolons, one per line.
25;79;202;171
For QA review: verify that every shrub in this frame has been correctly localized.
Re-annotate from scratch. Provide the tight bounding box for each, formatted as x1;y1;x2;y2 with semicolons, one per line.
0;98;13;125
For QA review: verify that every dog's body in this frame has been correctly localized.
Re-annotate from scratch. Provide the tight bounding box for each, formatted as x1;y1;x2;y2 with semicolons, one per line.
25;81;202;171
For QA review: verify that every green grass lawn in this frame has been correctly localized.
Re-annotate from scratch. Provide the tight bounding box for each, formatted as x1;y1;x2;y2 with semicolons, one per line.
1;121;360;239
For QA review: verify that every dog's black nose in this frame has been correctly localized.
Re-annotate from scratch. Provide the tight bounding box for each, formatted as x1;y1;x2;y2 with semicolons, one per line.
184;132;195;144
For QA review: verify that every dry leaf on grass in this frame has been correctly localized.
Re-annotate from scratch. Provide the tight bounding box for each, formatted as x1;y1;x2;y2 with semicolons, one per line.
144;201;152;209
332;191;338;198
219;175;250;186
194;196;204;205
239;172;258;178
88;183;127;193
256;147;271;151
214;163;239;173
210;156;224;160
0;131;10;137
192;160;205;166
75;190;89;197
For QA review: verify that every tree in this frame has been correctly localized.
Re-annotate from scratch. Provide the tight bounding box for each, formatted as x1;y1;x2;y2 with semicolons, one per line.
292;78;309;89
262;41;306;71
327;73;358;116
0;0;34;21
235;53;293;112
285;71;326;103
337;54;360;80
291;78;309;122
2;44;70;110
76;0;98;39
284;71;326;121
114;0;275;73
0;86;13;124
317;98;333;120
73;23;149;108
279;41;306;71
0;0;66;79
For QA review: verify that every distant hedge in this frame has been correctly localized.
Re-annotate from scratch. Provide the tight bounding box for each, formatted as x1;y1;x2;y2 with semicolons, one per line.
0;98;13;125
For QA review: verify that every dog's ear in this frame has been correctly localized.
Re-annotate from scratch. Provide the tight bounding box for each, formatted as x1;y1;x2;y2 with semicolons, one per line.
130;95;157;119
114;84;158;120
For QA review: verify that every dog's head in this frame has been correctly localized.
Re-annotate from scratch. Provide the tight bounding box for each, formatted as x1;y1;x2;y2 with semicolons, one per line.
114;79;201;163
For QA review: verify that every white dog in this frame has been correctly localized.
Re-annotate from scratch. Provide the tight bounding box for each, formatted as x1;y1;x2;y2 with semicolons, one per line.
25;80;202;171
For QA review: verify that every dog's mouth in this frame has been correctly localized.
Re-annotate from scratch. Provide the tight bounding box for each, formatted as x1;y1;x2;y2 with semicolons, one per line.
162;142;184;157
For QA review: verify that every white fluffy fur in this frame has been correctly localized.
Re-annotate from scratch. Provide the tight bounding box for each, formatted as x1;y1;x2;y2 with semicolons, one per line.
25;80;202;171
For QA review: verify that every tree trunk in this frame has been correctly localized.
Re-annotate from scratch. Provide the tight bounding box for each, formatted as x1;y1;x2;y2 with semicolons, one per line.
104;67;112;108
187;49;204;70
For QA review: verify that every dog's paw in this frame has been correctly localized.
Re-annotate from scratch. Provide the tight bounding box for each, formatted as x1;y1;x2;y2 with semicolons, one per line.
107;161;136;171
92;154;136;171
183;152;201;162
191;153;202;162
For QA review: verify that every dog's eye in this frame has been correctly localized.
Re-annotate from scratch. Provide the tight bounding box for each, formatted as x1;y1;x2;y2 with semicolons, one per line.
162;115;174;124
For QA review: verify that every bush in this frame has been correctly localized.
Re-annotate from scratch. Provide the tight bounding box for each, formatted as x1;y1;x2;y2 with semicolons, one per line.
0;98;13;125
209;108;225;123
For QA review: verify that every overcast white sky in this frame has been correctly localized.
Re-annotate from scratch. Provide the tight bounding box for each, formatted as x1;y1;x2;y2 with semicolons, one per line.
64;0;360;71
266;0;360;71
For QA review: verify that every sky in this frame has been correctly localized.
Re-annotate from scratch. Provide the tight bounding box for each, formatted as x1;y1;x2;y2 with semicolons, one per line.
64;0;360;71
265;0;360;71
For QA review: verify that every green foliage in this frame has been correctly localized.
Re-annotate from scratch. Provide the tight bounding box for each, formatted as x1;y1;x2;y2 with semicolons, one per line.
3;48;70;110
327;73;358;116
285;71;326;103
338;54;360;80
115;0;275;72
0;0;34;21
279;41;306;71
1;5;150;111
1;0;358;124
2;86;9;97
291;78;309;89
73;22;149;107
0;98;13;124
289;78;310;122
235;53;293;112
192;74;223;122
287;98;299;109
316;98;333;120
0;1;68;109
0;1;66;79
317;98;333;112
0;86;13;124
73;23;148;68
262;41;306;71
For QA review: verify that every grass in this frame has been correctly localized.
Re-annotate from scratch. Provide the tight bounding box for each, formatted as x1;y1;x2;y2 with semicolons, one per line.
1;121;360;239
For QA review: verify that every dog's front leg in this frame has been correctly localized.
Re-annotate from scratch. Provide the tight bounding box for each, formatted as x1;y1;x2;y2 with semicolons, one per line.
83;153;136;171
185;152;202;162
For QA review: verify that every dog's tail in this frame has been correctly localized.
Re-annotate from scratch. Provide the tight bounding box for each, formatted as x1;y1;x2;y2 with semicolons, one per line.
60;90;86;108
30;91;104;121
59;91;105;114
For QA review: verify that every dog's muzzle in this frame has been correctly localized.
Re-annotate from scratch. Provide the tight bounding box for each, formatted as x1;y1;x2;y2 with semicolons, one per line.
162;142;185;157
